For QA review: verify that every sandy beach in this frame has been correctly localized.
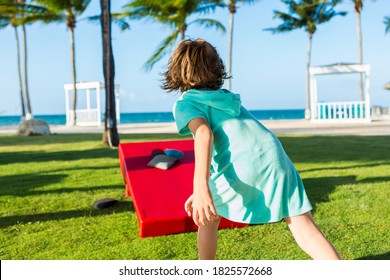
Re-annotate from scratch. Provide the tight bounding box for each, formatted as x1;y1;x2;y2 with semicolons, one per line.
1;119;390;136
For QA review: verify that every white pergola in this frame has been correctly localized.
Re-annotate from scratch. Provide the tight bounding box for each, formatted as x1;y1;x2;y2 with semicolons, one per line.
309;63;371;123
64;81;120;126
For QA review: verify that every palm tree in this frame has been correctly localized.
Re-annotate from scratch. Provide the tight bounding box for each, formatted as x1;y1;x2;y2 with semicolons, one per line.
18;0;32;120
351;0;364;101
385;16;390;34
265;0;346;120
122;0;225;70
225;0;259;91
34;0;91;126
100;0;119;147
0;6;25;119
0;0;53;121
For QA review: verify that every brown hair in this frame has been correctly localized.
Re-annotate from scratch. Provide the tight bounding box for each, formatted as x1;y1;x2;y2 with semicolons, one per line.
162;38;228;93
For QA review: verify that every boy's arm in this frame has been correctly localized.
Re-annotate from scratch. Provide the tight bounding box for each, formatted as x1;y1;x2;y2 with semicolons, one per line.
187;117;218;226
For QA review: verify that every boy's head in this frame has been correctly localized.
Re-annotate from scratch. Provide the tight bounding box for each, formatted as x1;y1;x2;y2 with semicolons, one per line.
162;38;228;93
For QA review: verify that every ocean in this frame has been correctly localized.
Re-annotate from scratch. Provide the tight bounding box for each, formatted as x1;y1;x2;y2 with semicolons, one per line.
0;109;304;127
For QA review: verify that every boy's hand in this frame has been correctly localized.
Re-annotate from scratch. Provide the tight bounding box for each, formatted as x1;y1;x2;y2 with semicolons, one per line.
184;194;194;217
192;189;219;226
184;192;219;226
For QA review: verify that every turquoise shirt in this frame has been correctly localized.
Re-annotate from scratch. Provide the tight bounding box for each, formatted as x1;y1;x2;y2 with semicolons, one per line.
173;89;312;224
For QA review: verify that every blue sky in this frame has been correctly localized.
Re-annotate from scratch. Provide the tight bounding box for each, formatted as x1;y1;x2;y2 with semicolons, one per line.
0;0;389;116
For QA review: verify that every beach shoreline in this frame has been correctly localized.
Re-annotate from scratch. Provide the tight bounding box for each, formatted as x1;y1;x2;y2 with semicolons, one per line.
1;119;390;136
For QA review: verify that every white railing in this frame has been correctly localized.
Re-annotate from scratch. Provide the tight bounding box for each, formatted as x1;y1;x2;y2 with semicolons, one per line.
64;81;121;127
67;109;101;126
315;101;368;121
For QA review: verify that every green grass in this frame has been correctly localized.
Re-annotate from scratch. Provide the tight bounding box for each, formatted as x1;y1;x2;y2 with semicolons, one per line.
0;133;389;260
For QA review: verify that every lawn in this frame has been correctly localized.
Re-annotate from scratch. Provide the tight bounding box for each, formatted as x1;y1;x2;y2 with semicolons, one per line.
0;133;389;260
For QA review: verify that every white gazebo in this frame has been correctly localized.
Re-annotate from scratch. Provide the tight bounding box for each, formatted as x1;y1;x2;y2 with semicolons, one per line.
64;81;120;126
309;63;371;123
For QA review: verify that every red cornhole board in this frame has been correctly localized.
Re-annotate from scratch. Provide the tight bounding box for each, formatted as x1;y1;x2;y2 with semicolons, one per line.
118;139;247;238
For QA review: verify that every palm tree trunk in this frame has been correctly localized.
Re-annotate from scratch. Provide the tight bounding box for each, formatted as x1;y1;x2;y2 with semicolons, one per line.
101;0;119;147
70;27;77;126
227;11;234;91
305;35;313;120
179;23;187;41
356;11;364;101
14;26;25;120
22;24;32;120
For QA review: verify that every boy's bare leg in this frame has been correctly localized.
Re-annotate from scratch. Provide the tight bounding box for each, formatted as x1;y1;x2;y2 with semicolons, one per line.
198;217;221;260
285;211;341;260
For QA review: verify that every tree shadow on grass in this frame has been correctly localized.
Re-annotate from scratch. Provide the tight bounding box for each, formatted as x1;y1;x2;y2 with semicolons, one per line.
0;134;104;147
23;184;124;197
3;135;388;165
302;175;390;209
0;133;186;147
37;165;120;174
303;176;354;206
0;173;68;196
279;135;390;163
356;252;390;260
300;161;390;173
0;173;124;197
0;148;119;165
0;201;134;228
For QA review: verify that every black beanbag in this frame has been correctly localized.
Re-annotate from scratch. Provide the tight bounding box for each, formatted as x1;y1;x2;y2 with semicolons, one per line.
93;198;118;209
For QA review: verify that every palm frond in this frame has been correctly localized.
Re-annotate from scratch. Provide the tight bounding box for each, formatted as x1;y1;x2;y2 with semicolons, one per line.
123;0;167;19
35;0;90;14
0;15;10;29
189;18;226;33
119;10;146;20
117;9;153;21
145;30;180;71
0;2;49;15
315;3;347;24
385;16;390;34
34;0;90;18
86;13;130;31
196;1;221;15
34;0;68;11
331;0;343;5
0;2;62;25
265;0;346;35
120;3;175;25
274;10;301;24
264;11;302;33
111;16;130;31
239;0;260;4
111;13;130;31
235;0;260;8
0;3;17;15
124;0;224;70
85;14;99;23
75;0;91;15
21;12;64;25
